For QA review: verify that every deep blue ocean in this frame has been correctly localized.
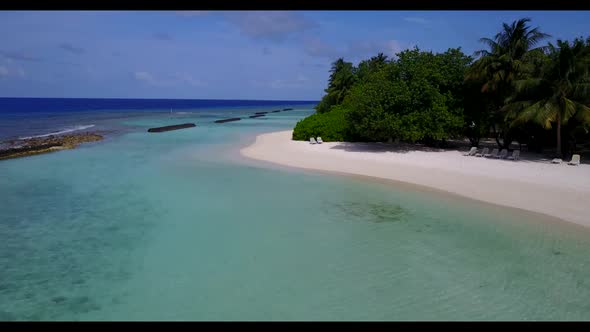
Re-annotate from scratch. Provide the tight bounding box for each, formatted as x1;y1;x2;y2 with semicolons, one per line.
0;97;317;141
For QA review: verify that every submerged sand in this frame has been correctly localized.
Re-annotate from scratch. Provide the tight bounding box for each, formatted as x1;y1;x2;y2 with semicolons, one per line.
241;130;590;228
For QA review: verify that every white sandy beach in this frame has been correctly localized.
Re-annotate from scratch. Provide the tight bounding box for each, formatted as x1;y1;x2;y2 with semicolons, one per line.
241;130;590;227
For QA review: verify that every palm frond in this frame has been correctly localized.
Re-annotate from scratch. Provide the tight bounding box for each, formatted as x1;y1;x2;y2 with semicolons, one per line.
573;83;590;101
511;100;544;127
574;102;590;125
562;98;579;124
536;100;558;129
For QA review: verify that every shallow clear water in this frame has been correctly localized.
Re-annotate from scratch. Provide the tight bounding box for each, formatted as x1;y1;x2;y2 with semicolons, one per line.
1;107;590;321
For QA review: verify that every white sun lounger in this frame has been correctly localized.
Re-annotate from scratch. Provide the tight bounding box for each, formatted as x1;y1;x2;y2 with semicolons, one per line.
485;148;498;158
507;150;520;161
496;149;508;159
551;158;562;164
463;147;477;156
475;147;488;157
310;137;317;144
568;154;581;166
316;137;323;144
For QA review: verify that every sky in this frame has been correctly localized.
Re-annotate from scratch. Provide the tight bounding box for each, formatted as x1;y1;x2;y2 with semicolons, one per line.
0;10;589;101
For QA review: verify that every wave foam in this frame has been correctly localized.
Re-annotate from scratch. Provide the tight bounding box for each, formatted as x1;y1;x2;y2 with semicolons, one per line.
19;125;95;140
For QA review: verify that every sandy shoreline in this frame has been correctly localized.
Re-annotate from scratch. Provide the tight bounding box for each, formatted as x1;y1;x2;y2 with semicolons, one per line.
241;130;590;228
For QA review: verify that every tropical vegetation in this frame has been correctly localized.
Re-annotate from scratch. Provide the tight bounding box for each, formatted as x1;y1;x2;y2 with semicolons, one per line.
293;18;590;158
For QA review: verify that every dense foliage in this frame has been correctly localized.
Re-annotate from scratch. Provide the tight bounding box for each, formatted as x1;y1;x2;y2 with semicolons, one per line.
292;105;351;142
293;18;590;158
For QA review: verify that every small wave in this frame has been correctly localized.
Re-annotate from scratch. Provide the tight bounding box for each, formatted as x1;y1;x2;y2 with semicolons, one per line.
174;112;191;115
19;125;95;140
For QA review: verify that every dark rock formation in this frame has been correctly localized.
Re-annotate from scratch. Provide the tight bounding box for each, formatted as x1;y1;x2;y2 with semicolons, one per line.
0;133;103;160
214;118;241;123
254;111;268;115
147;123;196;133
249;114;266;118
271;110;281;113
282;108;293;111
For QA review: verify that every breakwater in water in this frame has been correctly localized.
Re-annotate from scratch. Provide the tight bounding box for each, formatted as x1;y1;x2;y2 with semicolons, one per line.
215;118;242;123
147;123;196;133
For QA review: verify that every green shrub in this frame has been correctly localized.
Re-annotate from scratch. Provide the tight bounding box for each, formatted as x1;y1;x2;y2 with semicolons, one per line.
292;105;352;142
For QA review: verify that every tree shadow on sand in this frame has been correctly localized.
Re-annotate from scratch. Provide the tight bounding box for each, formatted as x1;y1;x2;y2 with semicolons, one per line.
329;142;448;154
328;140;588;165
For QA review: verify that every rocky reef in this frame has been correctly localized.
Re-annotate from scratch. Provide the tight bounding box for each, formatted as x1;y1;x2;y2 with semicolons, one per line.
0;133;103;160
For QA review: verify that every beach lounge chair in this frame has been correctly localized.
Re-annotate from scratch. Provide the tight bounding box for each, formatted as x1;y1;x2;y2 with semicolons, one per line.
310;137;317;144
485;148;498;158
475;147;488;157
316;137;323;144
507;150;520;161
551;158;562;164
463;147;477;156
568;154;581;166
496;149;508;159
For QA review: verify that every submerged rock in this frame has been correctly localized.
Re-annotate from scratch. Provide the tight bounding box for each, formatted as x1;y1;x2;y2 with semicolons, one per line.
67;296;100;314
52;296;67;304
0;310;16;321
327;201;410;223
72;279;85;285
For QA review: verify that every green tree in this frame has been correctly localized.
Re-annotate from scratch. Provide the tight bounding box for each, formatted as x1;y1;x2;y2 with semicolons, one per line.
345;68;410;141
356;52;389;82
345;48;469;144
468;18;550;149
504;38;590;157
316;58;357;113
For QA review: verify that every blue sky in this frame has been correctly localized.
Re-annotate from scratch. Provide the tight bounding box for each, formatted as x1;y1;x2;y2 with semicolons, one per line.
0;11;589;100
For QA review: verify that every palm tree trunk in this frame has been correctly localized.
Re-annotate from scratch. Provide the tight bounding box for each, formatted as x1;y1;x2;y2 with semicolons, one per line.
556;112;562;157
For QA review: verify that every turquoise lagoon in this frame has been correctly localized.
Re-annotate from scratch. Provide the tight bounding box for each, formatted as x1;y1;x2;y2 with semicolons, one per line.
1;106;590;321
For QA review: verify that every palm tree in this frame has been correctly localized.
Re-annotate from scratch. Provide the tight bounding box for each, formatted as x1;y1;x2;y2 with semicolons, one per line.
504;38;590;157
467;18;550;148
326;58;356;105
316;58;357;113
471;18;550;91
370;53;388;66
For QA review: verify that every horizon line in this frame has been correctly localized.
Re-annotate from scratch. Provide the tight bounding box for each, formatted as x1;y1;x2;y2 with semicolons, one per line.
0;96;320;102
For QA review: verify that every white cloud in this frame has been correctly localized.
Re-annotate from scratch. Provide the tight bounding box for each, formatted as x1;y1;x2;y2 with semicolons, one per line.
0;50;41;62
133;71;161;85
153;32;173;41
175;11;210;17
270;74;309;89
59;43;85;55
303;37;405;62
133;71;206;88
347;39;404;60
0;66;8;78
382;40;403;57
303;37;340;59
0;65;25;79
174;73;207;87
404;17;429;24
222;11;317;42
15;67;25;78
